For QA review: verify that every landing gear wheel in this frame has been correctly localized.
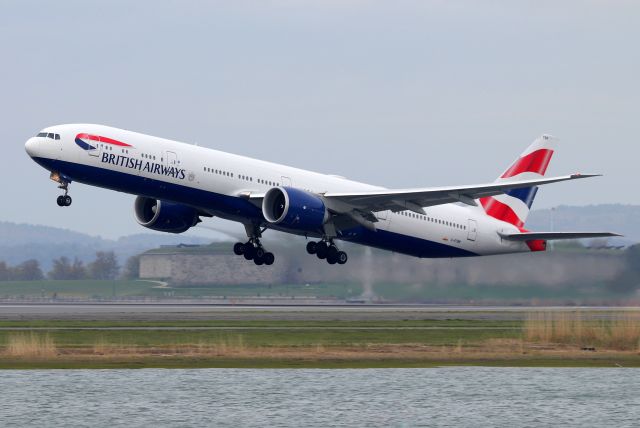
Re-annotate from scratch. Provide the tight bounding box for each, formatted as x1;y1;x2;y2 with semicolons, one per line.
56;196;65;207
254;255;264;266
233;242;245;255
337;251;348;265
316;242;329;259
263;252;275;266
327;245;339;259
243;245;255;260
63;195;72;206
255;247;265;259
306;241;318;255
327;253;338;265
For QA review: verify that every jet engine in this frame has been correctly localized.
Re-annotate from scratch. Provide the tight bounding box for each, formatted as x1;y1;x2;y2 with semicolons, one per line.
134;196;200;233
262;187;328;232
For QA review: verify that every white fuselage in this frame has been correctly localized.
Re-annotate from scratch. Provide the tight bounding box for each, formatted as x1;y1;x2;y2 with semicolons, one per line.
25;124;531;258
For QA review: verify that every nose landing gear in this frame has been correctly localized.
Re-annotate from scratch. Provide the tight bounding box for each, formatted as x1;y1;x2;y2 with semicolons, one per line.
55;181;72;207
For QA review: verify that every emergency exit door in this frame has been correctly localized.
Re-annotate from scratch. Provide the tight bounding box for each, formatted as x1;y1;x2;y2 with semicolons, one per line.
467;219;478;241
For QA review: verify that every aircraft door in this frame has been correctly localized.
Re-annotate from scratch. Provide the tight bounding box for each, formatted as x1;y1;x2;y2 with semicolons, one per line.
281;176;292;187
375;210;392;229
467;219;478;241
166;151;178;168
87;135;101;157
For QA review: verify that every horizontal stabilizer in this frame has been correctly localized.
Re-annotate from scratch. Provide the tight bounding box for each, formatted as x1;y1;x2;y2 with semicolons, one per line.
498;231;622;242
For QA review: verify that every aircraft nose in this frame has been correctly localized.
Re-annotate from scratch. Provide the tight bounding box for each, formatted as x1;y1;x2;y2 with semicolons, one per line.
25;138;38;157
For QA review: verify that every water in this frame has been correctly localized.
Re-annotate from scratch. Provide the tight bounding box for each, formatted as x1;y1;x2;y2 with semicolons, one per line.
0;368;638;427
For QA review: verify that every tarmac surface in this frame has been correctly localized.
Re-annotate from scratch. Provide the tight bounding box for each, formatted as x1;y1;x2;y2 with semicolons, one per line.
0;304;637;321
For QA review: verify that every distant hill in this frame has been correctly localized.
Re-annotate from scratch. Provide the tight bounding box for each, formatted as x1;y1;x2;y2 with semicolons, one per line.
0;222;214;270
526;204;638;245
0;204;637;271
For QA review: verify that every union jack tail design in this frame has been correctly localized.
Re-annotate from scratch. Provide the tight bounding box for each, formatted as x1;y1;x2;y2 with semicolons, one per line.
479;135;558;228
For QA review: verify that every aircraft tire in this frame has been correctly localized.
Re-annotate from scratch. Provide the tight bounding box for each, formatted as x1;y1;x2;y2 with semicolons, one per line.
233;243;245;255
337;251;348;265
56;196;65;206
327;245;339;259
243;246;255;260
263;252;275;265
306;241;317;255
316;243;328;259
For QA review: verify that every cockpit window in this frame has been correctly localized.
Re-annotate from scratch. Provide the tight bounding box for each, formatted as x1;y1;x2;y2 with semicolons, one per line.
35;132;61;140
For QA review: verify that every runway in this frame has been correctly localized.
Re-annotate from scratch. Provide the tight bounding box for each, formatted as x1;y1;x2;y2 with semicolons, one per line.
0;303;636;321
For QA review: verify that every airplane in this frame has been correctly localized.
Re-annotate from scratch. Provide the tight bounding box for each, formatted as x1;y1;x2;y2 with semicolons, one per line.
24;125;619;266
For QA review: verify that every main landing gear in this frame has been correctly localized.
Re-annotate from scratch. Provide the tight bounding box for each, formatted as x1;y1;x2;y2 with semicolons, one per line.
56;181;72;207
233;239;275;266
234;224;275;266
306;240;348;265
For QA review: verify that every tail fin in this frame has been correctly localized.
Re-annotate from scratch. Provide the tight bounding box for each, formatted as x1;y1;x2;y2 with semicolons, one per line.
479;135;558;228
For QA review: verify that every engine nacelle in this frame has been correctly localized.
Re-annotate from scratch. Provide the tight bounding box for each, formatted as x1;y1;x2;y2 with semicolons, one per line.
134;196;199;234
262;187;328;232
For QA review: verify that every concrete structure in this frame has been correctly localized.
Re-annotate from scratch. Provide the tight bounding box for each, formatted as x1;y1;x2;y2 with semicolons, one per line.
139;243;625;289
139;250;289;285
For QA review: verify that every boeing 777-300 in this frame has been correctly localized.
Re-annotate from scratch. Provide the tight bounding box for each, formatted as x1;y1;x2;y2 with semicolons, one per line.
25;125;619;265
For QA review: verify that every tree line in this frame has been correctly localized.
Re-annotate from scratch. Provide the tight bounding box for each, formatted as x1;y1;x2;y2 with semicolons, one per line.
610;244;640;293
0;252;140;281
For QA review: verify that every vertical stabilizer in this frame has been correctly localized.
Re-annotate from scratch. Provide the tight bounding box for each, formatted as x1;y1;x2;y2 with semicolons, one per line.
479;135;558;228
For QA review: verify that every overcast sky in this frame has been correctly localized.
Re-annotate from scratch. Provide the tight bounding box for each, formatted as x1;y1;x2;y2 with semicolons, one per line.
1;1;638;239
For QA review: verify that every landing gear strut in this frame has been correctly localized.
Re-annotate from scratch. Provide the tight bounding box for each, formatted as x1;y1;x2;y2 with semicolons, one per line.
56;181;72;207
233;224;275;266
306;239;348;265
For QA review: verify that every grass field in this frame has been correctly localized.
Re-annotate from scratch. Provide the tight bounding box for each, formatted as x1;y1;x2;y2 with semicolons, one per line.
0;314;638;369
0;279;628;302
0;280;151;299
0;280;361;299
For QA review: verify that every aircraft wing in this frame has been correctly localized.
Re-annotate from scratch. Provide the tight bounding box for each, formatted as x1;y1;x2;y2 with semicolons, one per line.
498;231;622;241
322;174;599;215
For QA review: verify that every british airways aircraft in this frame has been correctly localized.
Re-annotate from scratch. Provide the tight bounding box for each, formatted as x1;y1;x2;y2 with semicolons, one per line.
25;125;618;266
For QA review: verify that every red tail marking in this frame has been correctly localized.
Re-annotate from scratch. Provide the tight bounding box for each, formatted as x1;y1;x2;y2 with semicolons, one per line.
517;227;547;252
480;197;524;228
525;239;547;252
501;149;554;178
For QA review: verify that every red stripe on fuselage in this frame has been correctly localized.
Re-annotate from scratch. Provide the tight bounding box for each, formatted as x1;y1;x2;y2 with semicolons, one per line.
76;133;132;147
501;149;554;178
479;196;524;228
